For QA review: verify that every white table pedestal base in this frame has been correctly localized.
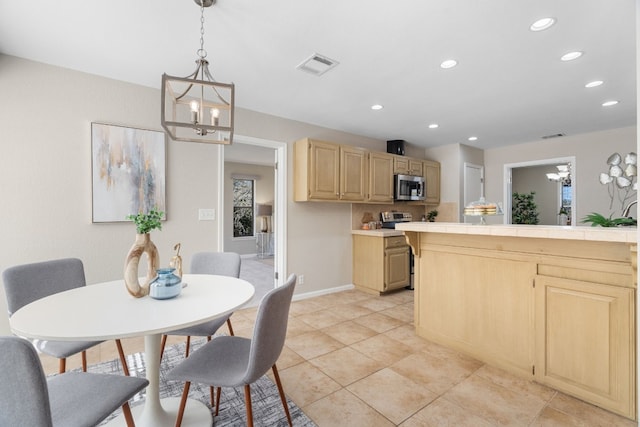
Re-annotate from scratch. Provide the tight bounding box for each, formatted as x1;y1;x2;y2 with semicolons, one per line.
107;397;212;427
108;334;213;426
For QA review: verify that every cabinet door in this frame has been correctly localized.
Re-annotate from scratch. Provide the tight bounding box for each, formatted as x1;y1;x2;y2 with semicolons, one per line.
308;140;340;200
409;159;423;176
384;246;409;291
419;250;535;376
393;157;409;175
340;146;367;201
368;152;394;203
535;276;635;419
424;161;440;204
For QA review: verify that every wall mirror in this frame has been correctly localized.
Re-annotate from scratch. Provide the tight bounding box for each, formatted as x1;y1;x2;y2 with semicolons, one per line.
504;156;576;226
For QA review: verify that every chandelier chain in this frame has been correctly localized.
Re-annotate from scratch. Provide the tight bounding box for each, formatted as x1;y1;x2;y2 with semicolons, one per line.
198;1;207;59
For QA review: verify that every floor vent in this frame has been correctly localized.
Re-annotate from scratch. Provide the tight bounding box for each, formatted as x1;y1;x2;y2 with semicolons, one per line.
541;133;566;139
296;53;339;76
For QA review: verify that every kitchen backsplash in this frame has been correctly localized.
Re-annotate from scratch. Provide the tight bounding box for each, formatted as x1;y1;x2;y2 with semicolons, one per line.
351;202;460;229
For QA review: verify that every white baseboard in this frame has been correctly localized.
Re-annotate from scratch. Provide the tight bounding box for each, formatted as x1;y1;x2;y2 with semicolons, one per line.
292;283;355;301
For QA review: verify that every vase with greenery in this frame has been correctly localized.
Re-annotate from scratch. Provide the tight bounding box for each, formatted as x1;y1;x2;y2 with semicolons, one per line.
512;192;539;225
426;210;438;222
124;207;164;298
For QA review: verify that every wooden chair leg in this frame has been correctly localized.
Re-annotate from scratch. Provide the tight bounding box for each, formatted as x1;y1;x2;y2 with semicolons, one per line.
244;384;254;427
272;364;292;426
81;351;87;372
215;387;221;415
121;402;135;427
58;358;66;374
115;339;130;376
185;336;191;357
227;318;235;336
207;335;212;342
160;335;168;359
210;386;215;407
175;382;191;427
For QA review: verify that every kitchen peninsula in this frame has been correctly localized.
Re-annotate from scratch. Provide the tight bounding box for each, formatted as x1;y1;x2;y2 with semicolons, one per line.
395;222;637;420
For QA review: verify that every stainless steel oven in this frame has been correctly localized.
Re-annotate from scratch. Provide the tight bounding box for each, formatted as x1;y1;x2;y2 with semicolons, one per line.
394;174;425;201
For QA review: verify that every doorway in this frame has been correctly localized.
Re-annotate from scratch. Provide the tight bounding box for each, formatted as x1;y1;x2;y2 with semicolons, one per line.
504;156;576;225
464;163;484;223
217;136;287;292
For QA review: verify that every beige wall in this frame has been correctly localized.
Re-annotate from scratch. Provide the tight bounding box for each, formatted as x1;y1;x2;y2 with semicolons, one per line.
0;54;385;334
484;126;637;222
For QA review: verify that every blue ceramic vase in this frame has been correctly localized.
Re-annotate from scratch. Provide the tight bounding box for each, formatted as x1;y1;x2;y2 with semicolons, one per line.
149;268;182;300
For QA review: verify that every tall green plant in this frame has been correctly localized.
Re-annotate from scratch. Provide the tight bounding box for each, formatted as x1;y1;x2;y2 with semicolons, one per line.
512;192;539;225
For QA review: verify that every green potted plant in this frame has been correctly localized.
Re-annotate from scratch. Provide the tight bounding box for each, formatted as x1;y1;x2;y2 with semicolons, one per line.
426;209;438;222
124;207;164;298
558;207;569;225
581;212;637;227
512;192;539;225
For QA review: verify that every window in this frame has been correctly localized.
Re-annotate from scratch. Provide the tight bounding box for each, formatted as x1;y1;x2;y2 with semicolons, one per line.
233;178;254;237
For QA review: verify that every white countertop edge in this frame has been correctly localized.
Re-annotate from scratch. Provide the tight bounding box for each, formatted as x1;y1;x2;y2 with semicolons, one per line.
394;222;637;243
351;229;404;237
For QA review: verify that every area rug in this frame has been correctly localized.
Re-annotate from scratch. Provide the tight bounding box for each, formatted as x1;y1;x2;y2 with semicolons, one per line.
75;340;317;426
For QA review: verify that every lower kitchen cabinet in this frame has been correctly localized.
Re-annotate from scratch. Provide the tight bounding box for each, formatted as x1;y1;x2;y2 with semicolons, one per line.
535;275;635;419
353;234;409;294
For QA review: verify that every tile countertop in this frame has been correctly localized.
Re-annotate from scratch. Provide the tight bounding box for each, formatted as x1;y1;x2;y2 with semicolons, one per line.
394;222;638;243
351;229;405;237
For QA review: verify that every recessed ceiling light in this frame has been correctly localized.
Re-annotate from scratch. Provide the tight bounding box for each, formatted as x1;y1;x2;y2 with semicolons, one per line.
428;123;439;129
602;100;619;107
560;51;583;61
585;80;604;88
530;17;556;31
440;59;458;69
468;136;478;141
371;104;383;110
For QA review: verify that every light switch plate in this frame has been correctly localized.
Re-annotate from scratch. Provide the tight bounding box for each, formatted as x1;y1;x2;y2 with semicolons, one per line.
198;208;215;221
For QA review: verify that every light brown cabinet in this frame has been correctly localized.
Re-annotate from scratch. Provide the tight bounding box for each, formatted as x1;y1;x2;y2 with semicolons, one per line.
367;152;394;203
353;234;410;294
535;275;635;419
294;139;366;202
410;231;637;420
393;156;423;176
424;160;440;204
294;138;440;205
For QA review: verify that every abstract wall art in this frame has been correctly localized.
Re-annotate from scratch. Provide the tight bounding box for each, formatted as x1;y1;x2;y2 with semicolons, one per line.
91;123;166;222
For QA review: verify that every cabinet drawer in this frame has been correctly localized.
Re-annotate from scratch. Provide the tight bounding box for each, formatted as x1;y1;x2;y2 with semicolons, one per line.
385;236;407;248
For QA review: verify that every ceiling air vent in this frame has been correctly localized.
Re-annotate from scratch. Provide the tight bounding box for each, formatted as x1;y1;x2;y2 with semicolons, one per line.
296;53;339;76
541;133;566;139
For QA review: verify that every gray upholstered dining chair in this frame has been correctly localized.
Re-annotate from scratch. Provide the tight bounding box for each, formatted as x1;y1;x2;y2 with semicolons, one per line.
167;274;297;427
0;335;148;427
159;251;242;359
2;258;130;375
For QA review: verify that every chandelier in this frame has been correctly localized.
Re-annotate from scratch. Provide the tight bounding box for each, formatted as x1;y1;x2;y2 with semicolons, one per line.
161;0;235;144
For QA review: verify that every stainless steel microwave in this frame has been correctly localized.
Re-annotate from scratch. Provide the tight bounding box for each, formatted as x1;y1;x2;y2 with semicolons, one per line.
394;174;426;201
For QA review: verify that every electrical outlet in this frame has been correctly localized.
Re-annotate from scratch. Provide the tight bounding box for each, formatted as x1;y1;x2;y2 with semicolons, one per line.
198;208;215;221
299;275;304;285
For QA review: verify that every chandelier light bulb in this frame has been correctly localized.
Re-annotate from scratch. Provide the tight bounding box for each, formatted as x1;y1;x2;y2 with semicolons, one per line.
211;108;220;126
190;100;199;123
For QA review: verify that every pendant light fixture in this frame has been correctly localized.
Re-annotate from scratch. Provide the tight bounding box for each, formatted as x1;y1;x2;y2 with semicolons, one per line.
161;0;235;144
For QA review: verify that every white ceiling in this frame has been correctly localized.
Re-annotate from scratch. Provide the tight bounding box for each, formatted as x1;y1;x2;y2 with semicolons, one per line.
0;0;635;150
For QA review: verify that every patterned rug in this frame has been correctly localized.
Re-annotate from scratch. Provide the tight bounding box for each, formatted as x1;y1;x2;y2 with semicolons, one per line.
82;340;317;426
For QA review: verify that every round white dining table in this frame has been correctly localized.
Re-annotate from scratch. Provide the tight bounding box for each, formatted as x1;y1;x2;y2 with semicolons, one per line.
9;273;255;427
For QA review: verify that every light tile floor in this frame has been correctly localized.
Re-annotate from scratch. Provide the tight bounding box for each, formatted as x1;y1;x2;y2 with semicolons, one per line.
39;288;636;426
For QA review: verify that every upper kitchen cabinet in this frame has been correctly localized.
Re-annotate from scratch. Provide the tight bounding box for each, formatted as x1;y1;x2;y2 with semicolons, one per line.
393;156;424;176
294;138;366;202
367;152;394;203
424;160;440;204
